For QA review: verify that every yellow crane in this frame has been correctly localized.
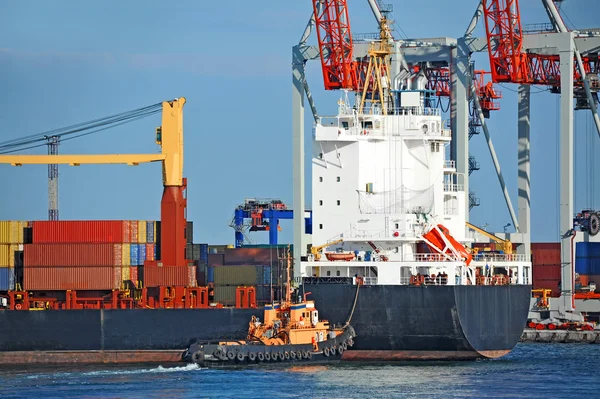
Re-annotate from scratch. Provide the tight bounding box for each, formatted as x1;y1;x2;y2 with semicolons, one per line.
0;97;188;267
310;239;343;261
465;222;513;255
0;97;186;187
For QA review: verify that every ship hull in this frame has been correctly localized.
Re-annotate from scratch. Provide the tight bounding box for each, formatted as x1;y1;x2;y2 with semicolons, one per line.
0;284;531;363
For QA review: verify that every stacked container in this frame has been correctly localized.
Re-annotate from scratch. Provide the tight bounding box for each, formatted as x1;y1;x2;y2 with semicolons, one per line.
531;243;561;297
575;242;600;286
0;221;26;291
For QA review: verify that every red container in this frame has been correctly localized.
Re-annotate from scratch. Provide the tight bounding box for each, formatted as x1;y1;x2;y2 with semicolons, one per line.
208;253;224;267
131;266;139;285
32;221;123;243
143;266;188;287
532;263;561;280
122;221;131;243
188;265;197;287
224;248;285;266
114;266;122;289
24;243;118;267
23;266;118;290
531;243;561;265
532;278;561;297
146;244;155;261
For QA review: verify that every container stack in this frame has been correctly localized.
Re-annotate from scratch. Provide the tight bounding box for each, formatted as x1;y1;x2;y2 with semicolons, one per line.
0;221;26;291
531;243;561;297
208;246;291;306
21;220;159;291
575;242;600;287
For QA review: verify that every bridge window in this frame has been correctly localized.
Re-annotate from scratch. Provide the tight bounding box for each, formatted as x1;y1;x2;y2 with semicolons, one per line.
337;176;341;182
319;224;323;230
337;200;340;206
319;177;323;182
319;200;323;206
319;153;323;159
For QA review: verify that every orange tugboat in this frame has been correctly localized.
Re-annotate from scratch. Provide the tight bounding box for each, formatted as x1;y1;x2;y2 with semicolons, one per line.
184;251;357;366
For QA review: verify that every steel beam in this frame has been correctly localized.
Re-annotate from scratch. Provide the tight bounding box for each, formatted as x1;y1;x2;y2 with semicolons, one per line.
517;85;531;257
450;39;471;221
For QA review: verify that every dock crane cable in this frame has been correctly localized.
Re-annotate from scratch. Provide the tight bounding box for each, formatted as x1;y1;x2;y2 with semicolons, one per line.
0;102;162;154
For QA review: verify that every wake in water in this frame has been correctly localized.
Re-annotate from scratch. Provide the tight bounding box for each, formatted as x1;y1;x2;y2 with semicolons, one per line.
25;363;204;379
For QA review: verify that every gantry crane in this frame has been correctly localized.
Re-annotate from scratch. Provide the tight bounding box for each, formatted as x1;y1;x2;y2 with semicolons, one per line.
0;98;188;268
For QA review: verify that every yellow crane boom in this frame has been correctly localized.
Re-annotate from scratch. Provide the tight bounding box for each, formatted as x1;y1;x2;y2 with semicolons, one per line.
310;239;343;261
0;98;186;187
465;222;513;255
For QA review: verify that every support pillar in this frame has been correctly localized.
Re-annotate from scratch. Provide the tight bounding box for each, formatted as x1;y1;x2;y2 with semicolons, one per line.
292;45;307;278
518;85;531;258
558;35;576;315
234;209;244;248
269;217;279;246
160;179;187;267
451;40;471;221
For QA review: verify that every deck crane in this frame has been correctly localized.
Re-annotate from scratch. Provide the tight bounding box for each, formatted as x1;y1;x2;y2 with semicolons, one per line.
466;222;513;255
0;98;188;268
311;0;395;113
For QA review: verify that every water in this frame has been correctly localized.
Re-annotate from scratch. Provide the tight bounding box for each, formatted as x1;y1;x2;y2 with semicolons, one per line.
1;343;598;398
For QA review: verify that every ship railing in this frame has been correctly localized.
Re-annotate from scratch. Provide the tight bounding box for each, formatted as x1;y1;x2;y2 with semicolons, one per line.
471;253;528;262
443;160;456;169
363;277;378;285
343;229;387;239
443;183;464;192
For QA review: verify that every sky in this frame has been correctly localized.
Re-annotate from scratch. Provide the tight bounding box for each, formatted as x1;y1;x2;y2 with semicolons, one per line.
0;0;598;245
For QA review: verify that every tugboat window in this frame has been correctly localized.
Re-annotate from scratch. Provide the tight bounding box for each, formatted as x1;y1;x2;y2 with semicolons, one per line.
327;271;331;276
336;270;341;276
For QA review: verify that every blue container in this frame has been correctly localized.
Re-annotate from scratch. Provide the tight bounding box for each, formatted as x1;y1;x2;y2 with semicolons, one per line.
0;268;15;291
146;221;155;243
138;244;147;265
207;266;214;283
576;257;590;274
130;244;139;266
576;242;600;259
262;266;272;285
200;244;209;263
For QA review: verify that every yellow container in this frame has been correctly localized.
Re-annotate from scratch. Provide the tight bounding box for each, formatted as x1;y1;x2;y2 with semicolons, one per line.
122;243;131;266
122;266;131;281
137;220;146;244
9;244;18;267
0;221;11;244
0;244;9;267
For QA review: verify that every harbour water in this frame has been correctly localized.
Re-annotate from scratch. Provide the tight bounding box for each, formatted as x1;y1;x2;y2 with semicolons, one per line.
1;343;598;398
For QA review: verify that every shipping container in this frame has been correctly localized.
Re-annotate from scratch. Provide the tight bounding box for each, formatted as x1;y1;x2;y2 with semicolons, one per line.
146;221;155;243
208;253;224;267
23;243;118;267
122;221;131;243
113;243;122;266
23;266;119;290
207;266;214;283
200;244;209;263
130;221;138;243
197;271;206;286
532;263;561;281
186;221;193;244
0;221;27;244
122;243;131;266
0;244;9;267
214;285;237;306
114;266;122;290
188;265;197;287
261;265;273;285
138;221;147;244
32;221;123;243
531;242;561;265
213;265;259;286
186;244;201;261
0;221;9;244
575;257;600;275
131;266;139;286
130;244;139;266
143;266;189;287
0;267;15;290
138;244;147;265
146;243;155;261
122;266;131;282
224;247;287;266
576;242;600;259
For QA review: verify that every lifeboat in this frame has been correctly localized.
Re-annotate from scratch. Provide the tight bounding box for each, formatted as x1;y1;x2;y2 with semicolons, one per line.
325;252;355;261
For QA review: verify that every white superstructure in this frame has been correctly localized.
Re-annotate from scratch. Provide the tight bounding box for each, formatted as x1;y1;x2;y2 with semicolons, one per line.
301;90;532;286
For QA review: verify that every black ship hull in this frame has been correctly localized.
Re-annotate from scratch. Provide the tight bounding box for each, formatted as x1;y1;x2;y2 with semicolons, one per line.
0;284;531;362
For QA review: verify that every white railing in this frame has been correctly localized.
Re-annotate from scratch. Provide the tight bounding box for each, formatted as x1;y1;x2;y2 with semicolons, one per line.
443;183;464;192
363;277;378;285
471;253;528;262
443;160;456;169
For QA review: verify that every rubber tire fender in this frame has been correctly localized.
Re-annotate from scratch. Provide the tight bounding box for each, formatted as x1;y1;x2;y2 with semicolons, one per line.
271;352;279;361
290;351;296;359
338;346;344;356
265;352;271;361
284;351;290;360
236;352;245;362
323;347;330;357
347;338;354;347
330;346;337;355
227;351;236;360
248;352;257;362
342;341;348;351
213;349;224;360
278;352;285;361
590;213;600;236
257;352;265;362
192;351;203;363
302;351;309;359
296;351;303;359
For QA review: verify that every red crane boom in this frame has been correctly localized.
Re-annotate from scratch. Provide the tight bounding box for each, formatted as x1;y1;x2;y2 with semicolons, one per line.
312;0;357;90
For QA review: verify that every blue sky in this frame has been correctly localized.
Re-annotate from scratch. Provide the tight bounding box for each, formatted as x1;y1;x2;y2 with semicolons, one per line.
0;0;598;245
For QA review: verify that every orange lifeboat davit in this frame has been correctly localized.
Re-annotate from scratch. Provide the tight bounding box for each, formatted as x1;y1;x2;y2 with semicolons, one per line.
422;224;473;265
325;252;355;261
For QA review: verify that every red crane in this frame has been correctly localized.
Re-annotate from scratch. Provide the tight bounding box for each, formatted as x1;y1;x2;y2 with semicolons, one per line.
482;0;598;86
312;0;357;90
